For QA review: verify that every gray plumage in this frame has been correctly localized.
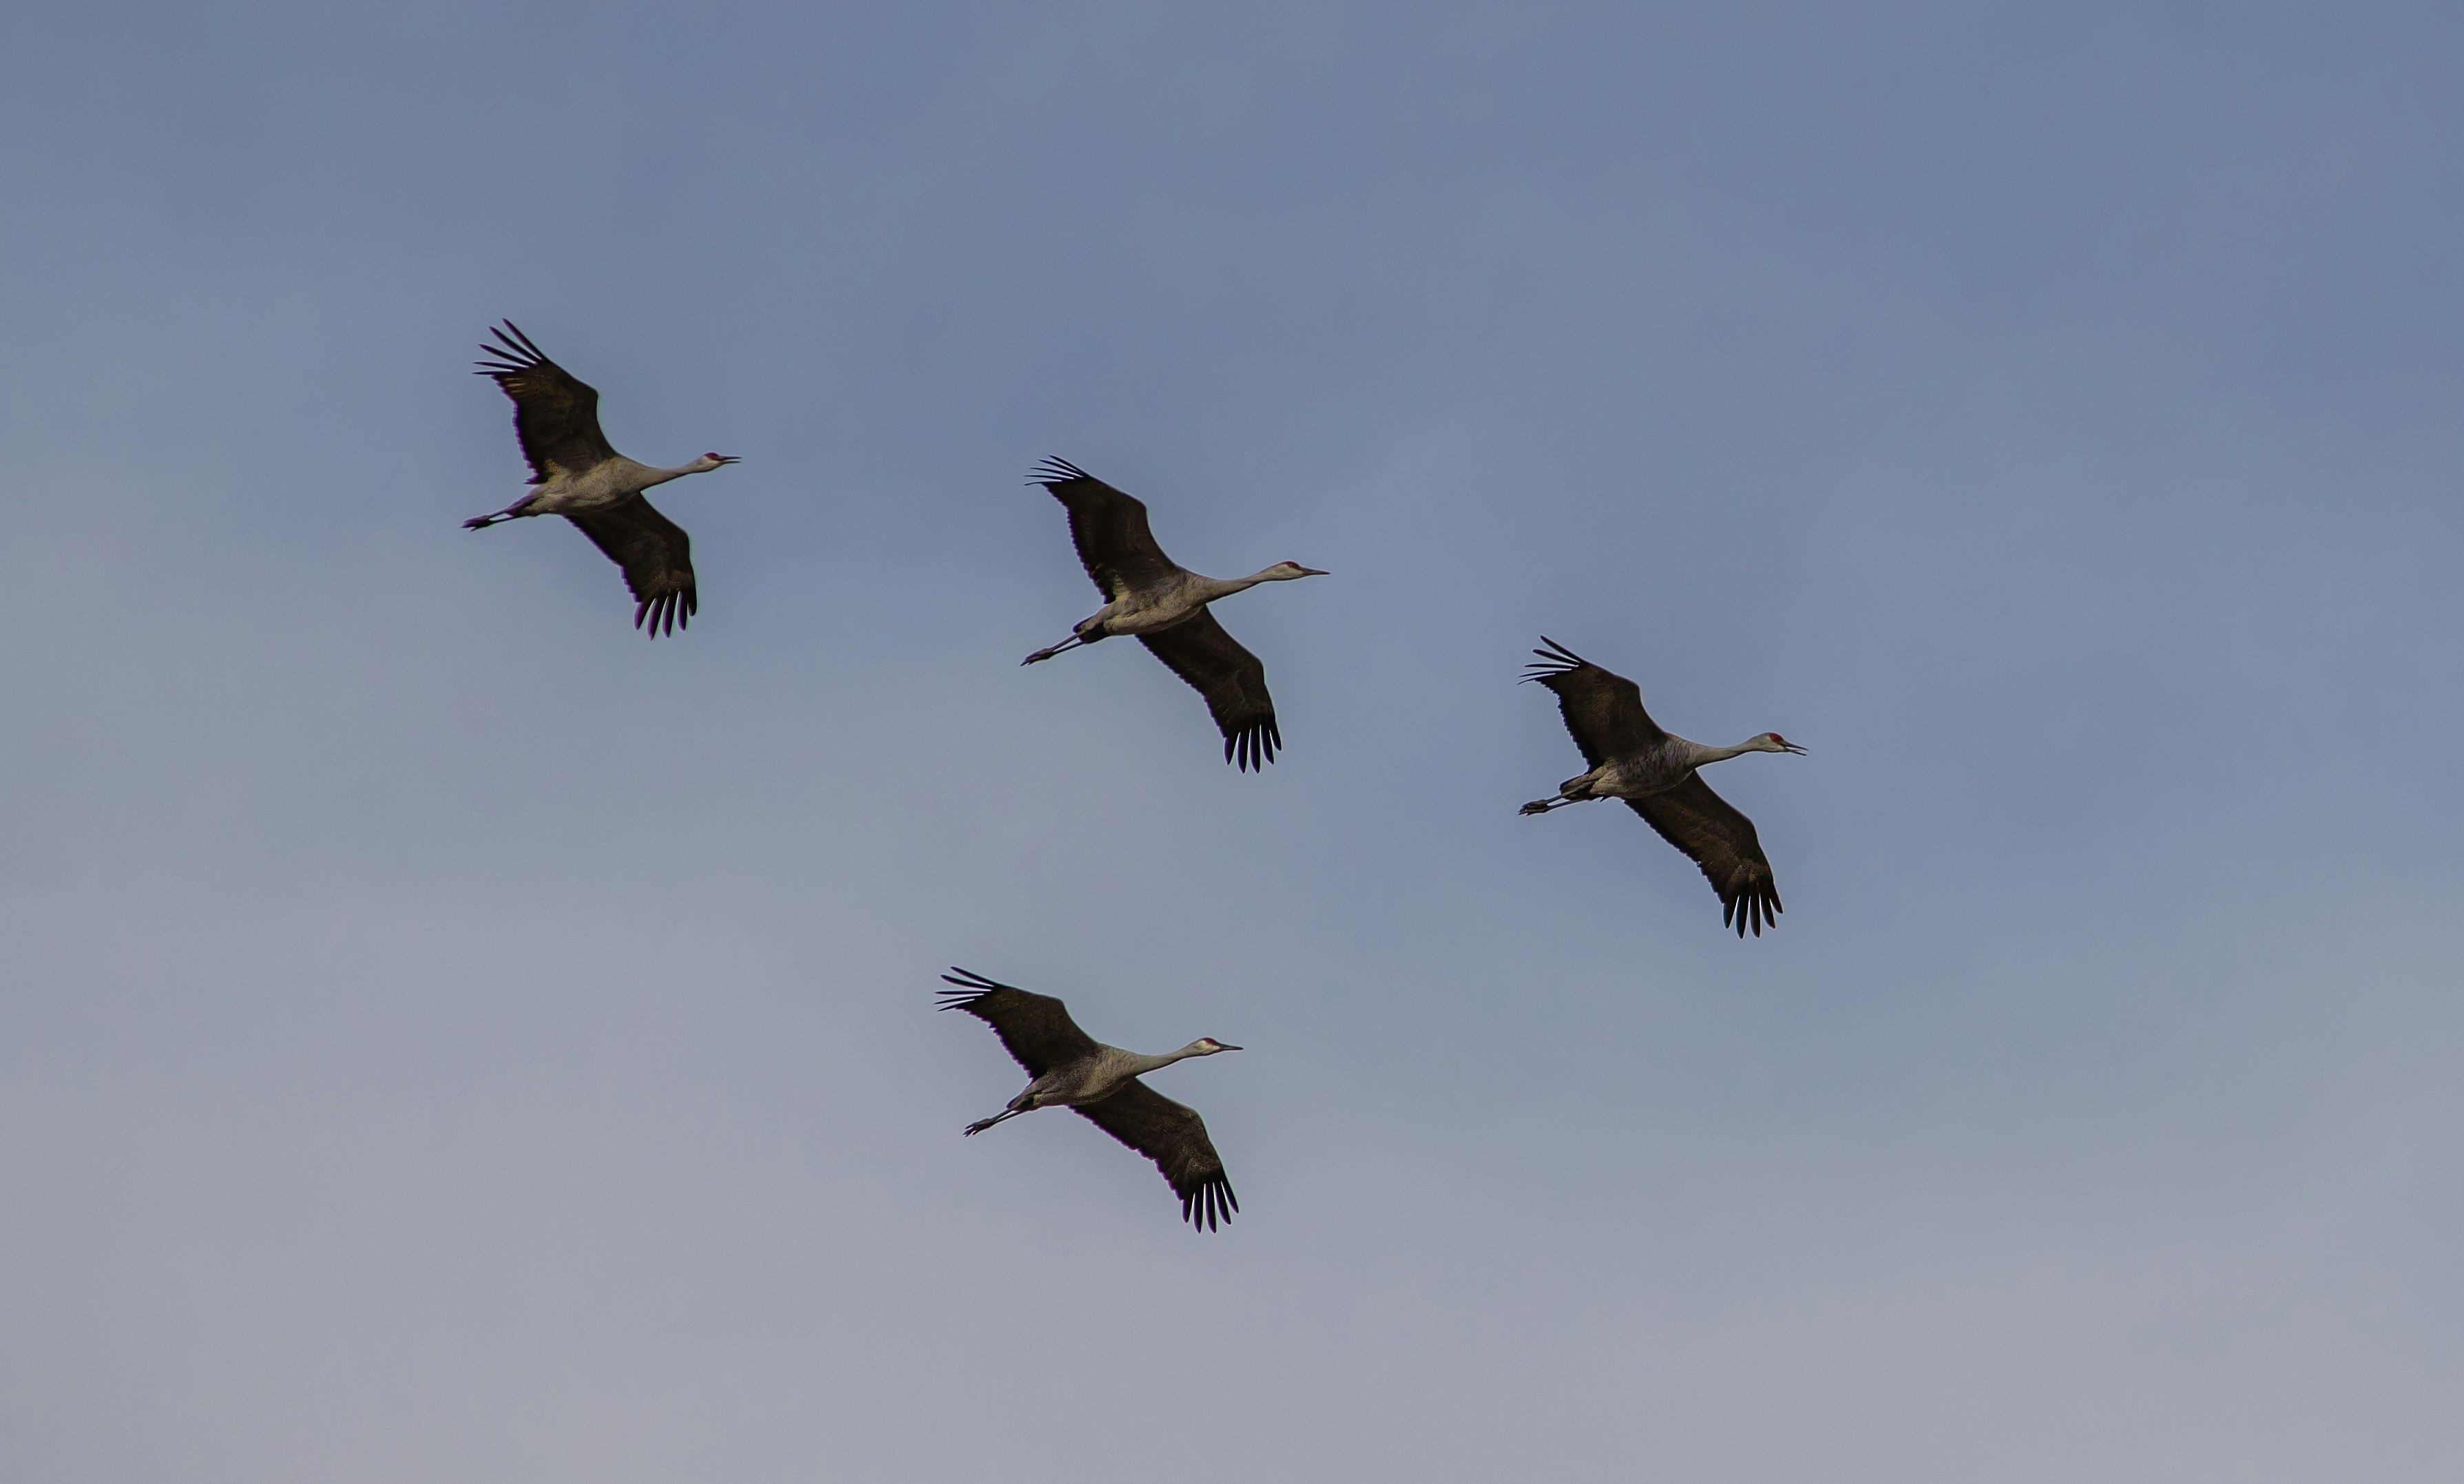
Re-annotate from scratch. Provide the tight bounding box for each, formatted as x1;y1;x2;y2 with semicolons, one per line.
937;968;1241;1231
464;321;739;638
1519;637;1806;937
1021;458;1326;771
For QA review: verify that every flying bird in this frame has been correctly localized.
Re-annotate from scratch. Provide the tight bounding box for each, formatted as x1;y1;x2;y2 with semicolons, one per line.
938;967;1241;1231
1022;458;1325;771
1519;638;1806;937
465;321;739;637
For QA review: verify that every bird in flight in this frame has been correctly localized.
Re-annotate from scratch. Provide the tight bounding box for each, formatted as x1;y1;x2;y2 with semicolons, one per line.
1520;637;1806;937
465;321;739;637
938;968;1242;1231
1022;458;1325;771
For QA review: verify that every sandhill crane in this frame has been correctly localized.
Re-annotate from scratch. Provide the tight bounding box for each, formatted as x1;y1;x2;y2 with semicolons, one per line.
1021;458;1325;771
938;968;1241;1231
1520;638;1806;937
464;321;739;637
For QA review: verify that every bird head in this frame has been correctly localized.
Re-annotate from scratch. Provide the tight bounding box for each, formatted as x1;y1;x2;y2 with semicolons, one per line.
1758;732;1808;755
1193;1038;1244;1054
700;452;742;470
1267;561;1328;580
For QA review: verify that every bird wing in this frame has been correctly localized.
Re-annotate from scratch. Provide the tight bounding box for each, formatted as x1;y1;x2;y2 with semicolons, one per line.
937;968;1102;1077
1139;610;1282;771
477;321;618;483
1074;1079;1239;1232
1523;637;1668;768
563;497;698;638
1031;457;1178;599
1625;773;1784;937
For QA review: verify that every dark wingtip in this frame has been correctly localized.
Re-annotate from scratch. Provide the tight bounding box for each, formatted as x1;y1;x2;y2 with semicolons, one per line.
1724;886;1784;939
1225;717;1282;772
1523;635;1590;683
1182;1178;1238;1231
938;967;1012;998
1028;456;1094;488
629;591;693;639
477;320;552;375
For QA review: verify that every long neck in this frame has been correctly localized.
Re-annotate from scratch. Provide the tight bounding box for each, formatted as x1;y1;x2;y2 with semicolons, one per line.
1684;738;1758;767
638;461;705;489
1190;572;1273;603
1121;1045;1204;1076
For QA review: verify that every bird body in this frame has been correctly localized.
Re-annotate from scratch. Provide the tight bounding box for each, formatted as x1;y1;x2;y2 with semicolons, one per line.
938;968;1242;1231
1519;638;1805;937
1058;566;1302;642
464;321;738;637
1023;458;1325;771
492;452;725;519
1542;733;1787;807
985;1040;1225;1119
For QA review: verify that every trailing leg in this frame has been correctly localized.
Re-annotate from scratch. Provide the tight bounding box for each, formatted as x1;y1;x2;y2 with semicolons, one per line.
463;494;538;530
1022;634;1092;665
964;1107;1028;1136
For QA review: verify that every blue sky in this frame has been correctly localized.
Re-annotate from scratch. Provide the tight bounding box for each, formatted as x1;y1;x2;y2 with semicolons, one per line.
2;3;2459;1479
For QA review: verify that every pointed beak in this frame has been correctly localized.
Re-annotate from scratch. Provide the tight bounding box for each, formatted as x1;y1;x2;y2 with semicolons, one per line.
713;454;742;466
1297;567;1329;577
1782;742;1808;755
1217;1043;1244;1052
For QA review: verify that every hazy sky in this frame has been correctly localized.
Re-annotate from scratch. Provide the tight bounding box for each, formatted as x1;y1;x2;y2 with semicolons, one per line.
3;3;2460;1480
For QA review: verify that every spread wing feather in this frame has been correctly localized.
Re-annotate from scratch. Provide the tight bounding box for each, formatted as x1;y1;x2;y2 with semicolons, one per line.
563;497;697;638
1626;774;1785;937
1140;611;1282;771
1523;637;1667;766
476;321;618;483
1074;1080;1239;1231
1031;458;1178;599
936;969;1102;1077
